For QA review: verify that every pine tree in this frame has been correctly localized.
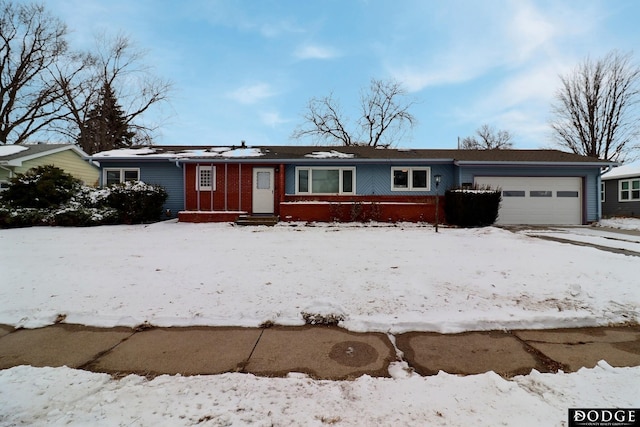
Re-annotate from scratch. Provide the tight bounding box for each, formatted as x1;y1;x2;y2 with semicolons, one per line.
78;82;135;154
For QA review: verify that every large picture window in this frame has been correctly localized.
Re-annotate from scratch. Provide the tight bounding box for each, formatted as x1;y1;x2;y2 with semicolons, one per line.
103;168;139;186
391;167;431;191
619;178;640;201
196;165;215;191
295;167;355;194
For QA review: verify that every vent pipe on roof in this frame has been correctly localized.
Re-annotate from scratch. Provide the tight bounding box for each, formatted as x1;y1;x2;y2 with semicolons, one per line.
241;140;246;148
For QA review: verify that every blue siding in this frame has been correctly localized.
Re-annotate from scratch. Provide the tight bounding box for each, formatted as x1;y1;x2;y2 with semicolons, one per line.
457;165;602;222
98;160;184;218
285;163;454;195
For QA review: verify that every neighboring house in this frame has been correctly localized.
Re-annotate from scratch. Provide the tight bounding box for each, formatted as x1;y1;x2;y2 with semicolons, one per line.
92;145;613;225
601;161;640;218
0;144;98;190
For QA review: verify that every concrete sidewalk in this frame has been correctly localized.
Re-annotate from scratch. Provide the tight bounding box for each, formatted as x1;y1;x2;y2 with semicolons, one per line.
1;323;639;380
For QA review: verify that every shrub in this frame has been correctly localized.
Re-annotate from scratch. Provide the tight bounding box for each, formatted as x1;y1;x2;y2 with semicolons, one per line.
1;165;81;209
0;165;166;227
0;207;46;228
104;181;168;224
444;187;501;227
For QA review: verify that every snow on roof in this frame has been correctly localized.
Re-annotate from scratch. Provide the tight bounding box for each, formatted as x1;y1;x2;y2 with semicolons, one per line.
92;146;265;159
0;145;28;157
220;148;263;158
304;150;355;159
602;161;640;180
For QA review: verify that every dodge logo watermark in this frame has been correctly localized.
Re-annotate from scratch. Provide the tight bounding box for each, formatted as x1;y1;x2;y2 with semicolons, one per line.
569;409;639;427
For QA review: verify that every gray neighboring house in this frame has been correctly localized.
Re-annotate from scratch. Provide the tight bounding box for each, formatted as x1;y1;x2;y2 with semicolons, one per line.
602;161;640;218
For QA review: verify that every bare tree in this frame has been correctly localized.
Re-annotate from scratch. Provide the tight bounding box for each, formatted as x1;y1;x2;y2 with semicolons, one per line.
0;1;68;145
550;50;640;161
54;32;172;153
292;78;416;147
460;124;514;150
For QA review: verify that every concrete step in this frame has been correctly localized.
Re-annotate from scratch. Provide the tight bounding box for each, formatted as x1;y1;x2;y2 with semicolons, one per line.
235;215;279;226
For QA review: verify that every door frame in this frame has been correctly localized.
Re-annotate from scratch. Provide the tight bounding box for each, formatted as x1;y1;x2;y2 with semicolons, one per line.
252;167;275;214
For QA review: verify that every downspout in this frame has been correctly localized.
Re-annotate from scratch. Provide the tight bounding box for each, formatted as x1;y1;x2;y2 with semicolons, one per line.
0;164;14;178
597;165;615;221
196;163;200;211
210;164;213;211
225;163;228;211
178;160;186;211
239;163;242;212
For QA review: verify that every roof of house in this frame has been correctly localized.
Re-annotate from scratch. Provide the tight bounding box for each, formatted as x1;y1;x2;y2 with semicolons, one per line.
92;145;614;166
602;161;640;180
0;144;89;165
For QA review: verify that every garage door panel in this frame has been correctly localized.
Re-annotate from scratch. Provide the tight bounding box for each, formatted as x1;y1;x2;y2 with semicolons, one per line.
474;177;582;225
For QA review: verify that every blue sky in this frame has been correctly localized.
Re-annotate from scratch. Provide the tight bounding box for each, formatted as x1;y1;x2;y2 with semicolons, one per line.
46;0;640;149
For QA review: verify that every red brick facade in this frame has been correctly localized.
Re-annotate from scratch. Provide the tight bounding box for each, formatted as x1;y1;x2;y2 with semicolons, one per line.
180;163;443;223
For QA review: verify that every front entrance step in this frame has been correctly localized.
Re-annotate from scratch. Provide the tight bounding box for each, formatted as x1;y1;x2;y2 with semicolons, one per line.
235;215;279;226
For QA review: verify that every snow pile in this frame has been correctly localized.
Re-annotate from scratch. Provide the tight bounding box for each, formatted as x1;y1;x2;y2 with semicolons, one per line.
0;363;638;426
598;217;640;231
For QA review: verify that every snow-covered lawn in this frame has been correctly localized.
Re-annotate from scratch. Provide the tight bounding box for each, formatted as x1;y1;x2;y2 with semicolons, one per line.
1;221;638;332
1;219;639;426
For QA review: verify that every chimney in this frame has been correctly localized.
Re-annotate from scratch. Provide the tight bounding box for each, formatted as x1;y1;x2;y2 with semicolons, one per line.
240;140;246;148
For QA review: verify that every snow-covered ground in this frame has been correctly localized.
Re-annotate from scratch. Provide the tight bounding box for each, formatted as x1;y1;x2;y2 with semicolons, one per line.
519;221;640;254
1;218;639;426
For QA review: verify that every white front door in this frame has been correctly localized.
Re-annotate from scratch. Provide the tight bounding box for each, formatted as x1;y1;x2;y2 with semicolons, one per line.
252;168;275;214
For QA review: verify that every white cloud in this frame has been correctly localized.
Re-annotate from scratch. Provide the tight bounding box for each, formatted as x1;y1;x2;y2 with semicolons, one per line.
294;44;340;60
227;83;276;105
260;111;289;127
387;1;602;93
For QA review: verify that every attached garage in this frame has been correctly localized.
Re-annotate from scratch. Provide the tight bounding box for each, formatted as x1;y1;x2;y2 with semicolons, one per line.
474;176;583;225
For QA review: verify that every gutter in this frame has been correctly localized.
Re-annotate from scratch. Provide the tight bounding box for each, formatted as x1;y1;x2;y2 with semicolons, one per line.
453;160;617;167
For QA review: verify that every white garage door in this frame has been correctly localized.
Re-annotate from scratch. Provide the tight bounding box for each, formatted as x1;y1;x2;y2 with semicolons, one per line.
474;177;582;225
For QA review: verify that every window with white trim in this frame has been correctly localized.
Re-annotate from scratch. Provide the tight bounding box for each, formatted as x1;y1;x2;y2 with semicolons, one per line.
295;167;355;194
619;178;640;201
103;168;140;186
391;167;431;191
601;182;605;203
196;165;215;191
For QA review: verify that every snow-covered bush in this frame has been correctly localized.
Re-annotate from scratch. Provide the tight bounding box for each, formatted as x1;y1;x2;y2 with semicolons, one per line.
1;165;81;209
444;187;501;227
104;181;168;224
0;166;166;228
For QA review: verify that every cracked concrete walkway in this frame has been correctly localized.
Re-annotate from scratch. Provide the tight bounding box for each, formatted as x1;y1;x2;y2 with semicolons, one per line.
1;323;639;380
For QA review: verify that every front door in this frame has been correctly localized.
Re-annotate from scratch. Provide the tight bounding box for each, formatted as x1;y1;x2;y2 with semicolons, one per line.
252;168;275;214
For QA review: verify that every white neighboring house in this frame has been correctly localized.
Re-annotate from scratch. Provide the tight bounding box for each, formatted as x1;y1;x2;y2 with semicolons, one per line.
0;144;99;191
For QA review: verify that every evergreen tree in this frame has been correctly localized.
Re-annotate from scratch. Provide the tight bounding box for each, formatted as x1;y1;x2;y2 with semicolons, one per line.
78;82;135;154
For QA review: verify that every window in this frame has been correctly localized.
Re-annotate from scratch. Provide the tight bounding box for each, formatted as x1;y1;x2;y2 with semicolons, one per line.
601;182;605;203
530;190;552;197
558;191;579;198
391;167;430;191
295;167;355;194
619;178;640;201
503;190;525;197
196;165;215;191
103;168;139;186
0;181;9;192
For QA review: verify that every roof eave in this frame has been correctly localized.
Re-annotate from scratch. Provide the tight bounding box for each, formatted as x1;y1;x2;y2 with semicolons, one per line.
454;160;615;167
